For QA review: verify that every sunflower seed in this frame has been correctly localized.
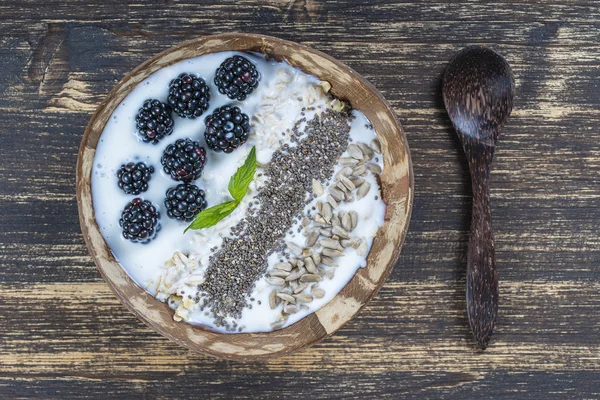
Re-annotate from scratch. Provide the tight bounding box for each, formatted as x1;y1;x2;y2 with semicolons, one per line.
353;164;367;176
286;267;307;281
305;230;319;247
280;286;293;295
300;274;322;283
301;217;311;227
314;213;329;225
320;256;338;267
322;202;333;222
289;280;299;290
339;157;359;166
345;192;355;202
270;320;286;329
326;195;339;208
274;262;292;271
267;276;286;287
348;144;363;160
304;257;317;273
296;259;305;268
289;259;298;266
357;182;371;199
286;241;303;256
322;248;345;258
311;253;321;265
339;175;356;191
341;213;352;231
313;288;326;299
320;227;333;237
357;142;374;159
350;211;358;229
269;290;280;309
338;210;347;222
332;226;350;239
320;238;343;250
294;282;311;294
357;238;368;256
336;182;349;193
294;293;313;303
331;213;341;228
325;270;335;279
336;166;353;179
312;179;324;196
284;304;299;314
367;163;382;175
370;138;382;154
345;237;360;249
340;239;353;248
329;187;345;201
270;270;289;278
317;201;323;213
277;293;296;303
300;304;310;311
350;177;365;187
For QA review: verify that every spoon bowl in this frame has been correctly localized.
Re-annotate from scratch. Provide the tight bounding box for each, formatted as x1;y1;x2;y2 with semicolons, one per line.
442;46;515;350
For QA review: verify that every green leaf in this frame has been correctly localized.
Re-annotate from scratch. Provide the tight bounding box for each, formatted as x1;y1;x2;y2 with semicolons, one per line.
184;200;239;233
228;146;257;201
185;147;258;233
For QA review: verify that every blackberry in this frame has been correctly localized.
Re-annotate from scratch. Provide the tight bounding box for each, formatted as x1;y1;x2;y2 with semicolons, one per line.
119;198;161;243
214;55;260;101
161;138;207;182
116;162;154;195
164;184;208;222
204;105;250;153
167;73;210;119
135;99;174;144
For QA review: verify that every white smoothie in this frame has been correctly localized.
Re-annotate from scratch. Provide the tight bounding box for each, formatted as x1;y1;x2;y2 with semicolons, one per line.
92;51;385;333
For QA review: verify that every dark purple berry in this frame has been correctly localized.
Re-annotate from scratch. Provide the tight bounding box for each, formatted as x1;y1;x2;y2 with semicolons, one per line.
119;198;161;243
135;99;174;144
116;162;154;195
164;183;208;222
161;138;207;182
214;55;260;101
167;73;210;119
204;105;250;154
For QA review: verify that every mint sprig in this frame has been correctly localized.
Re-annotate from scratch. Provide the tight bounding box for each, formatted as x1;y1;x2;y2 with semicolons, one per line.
228;146;257;201
184;146;257;233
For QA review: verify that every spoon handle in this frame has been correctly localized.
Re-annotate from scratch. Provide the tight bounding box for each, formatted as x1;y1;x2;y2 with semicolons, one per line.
467;161;498;350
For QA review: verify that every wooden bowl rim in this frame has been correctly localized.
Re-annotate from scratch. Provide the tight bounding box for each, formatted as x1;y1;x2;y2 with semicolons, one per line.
76;33;414;360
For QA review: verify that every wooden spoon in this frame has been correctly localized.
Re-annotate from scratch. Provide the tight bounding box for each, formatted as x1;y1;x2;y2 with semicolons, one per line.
442;46;515;350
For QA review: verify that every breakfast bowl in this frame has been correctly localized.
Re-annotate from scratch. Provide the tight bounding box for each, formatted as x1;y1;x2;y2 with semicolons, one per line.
76;33;413;360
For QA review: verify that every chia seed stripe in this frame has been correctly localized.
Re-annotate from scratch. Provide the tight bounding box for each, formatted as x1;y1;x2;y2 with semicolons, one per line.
197;108;352;330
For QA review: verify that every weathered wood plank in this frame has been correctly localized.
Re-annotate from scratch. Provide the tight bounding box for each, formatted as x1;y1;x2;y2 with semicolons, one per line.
1;371;600;400
1;282;598;373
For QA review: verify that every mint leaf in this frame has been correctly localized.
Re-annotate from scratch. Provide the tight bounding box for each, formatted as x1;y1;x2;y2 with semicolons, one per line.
228;146;257;201
185;147;258;233
184;200;239;233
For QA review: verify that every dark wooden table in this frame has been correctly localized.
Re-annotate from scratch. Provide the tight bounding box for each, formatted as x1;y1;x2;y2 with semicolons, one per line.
1;1;599;399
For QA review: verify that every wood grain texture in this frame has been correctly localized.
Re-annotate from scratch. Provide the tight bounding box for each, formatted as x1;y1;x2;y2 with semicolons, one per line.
1;0;599;398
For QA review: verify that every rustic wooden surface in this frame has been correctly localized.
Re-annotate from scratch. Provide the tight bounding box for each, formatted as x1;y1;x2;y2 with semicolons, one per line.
1;1;599;399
